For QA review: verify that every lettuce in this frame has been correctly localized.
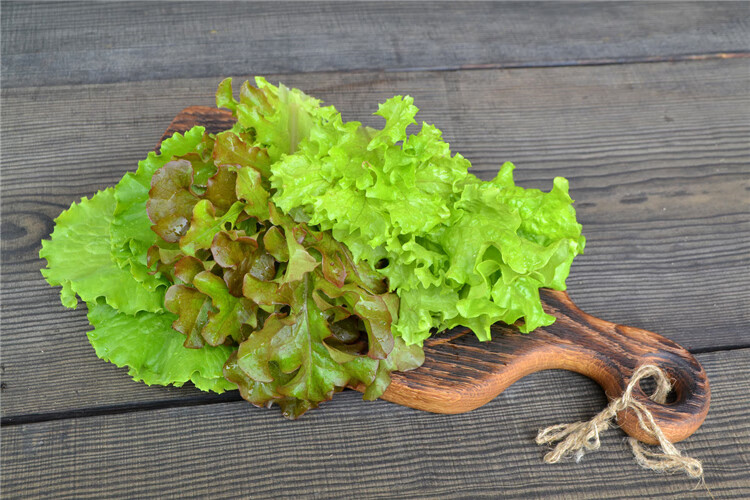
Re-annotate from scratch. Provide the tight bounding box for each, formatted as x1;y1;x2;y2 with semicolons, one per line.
145;129;423;414
221;77;585;345
40;120;423;417
40;77;584;417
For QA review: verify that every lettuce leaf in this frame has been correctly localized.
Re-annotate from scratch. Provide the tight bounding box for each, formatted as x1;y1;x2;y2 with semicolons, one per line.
40;188;164;314
87;302;235;392
40;186;233;392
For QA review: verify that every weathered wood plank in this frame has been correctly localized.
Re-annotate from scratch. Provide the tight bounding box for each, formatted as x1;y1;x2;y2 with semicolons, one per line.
2;1;748;87
1;60;748;418
2;349;748;499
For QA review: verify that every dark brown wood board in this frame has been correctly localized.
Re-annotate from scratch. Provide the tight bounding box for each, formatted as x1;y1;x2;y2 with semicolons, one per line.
3;60;747;421
161;106;709;445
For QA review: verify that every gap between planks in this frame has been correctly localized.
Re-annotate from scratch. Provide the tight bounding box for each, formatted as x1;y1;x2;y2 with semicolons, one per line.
3;342;749;427
386;51;750;73
8;52;750;90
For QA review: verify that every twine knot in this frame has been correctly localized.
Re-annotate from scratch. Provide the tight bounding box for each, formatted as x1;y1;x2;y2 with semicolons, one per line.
536;364;703;479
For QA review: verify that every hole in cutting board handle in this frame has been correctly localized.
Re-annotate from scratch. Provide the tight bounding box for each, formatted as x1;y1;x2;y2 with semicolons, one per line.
612;352;709;444
631;355;694;408
639;375;679;405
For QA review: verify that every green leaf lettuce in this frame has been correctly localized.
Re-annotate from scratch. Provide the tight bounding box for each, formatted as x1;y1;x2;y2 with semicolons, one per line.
220;77;585;345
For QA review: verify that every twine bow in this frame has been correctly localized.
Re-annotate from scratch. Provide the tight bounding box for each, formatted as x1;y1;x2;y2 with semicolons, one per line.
536;364;703;479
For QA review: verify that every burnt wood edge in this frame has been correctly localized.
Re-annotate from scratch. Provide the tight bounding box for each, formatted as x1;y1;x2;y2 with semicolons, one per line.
161;106;710;444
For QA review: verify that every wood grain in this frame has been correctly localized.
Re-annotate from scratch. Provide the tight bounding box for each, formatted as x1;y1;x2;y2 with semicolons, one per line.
2;62;747;419
1;348;747;499
2;2;748;87
164;106;710;444
2;4;748;497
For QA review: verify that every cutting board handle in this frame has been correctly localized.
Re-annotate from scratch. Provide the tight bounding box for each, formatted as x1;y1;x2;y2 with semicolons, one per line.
383;290;710;445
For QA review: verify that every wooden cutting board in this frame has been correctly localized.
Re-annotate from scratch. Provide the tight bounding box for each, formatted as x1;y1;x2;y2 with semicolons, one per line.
161;106;710;445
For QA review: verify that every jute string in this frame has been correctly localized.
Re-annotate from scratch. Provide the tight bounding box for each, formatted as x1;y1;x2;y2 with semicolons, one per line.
536;364;703;479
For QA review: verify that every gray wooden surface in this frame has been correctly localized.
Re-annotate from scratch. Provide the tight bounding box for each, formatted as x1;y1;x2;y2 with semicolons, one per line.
3;2;747;87
2;2;749;498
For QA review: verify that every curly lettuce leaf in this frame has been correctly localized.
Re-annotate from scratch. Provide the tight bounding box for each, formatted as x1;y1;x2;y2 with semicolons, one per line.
224;199;421;415
87;302;235;392
179;200;244;256
40;187;234;392
213;130;272;178
192;270;258;346
217;76;327;162
231;271;422;413
40;188;164;314
236;282;366;403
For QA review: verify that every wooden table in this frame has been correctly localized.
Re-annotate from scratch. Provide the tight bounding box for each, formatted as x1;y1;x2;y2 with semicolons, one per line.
2;2;748;498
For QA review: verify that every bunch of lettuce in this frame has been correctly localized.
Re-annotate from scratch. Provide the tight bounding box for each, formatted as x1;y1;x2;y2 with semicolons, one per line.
40;77;584;416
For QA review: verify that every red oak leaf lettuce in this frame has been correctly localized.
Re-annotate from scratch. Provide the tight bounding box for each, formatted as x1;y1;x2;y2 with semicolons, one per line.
146;130;423;416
